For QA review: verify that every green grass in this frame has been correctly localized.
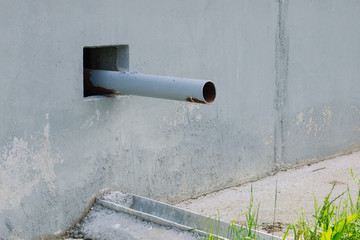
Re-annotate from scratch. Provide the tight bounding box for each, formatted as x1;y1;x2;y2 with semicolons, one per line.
285;169;360;240
202;182;282;240
201;185;261;240
203;169;360;240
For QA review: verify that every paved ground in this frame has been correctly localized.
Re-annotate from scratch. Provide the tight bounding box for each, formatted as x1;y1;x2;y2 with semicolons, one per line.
176;151;360;239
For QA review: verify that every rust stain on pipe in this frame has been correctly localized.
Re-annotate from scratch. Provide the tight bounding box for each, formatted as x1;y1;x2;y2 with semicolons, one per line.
185;97;206;104
83;69;117;97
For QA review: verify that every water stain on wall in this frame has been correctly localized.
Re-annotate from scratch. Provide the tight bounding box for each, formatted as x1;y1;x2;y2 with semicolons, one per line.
163;102;201;127
0;114;61;210
293;106;334;137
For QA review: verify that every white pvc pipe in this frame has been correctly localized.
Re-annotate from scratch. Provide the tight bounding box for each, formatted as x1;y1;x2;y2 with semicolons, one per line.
84;69;216;104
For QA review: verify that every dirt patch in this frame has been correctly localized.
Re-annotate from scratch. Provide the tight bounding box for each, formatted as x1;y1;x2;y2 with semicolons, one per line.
261;221;287;234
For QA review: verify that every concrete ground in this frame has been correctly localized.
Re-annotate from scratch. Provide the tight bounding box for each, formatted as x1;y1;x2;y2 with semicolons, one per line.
176;151;360;239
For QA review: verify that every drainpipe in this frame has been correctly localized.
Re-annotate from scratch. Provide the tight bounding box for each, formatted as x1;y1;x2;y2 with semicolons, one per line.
84;69;216;104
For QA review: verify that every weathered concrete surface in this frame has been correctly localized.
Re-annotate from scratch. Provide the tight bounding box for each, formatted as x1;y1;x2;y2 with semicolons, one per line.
285;1;360;164
0;0;359;239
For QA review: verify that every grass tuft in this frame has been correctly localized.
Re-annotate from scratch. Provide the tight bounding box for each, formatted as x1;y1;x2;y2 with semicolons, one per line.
287;169;360;240
203;169;360;240
202;185;261;240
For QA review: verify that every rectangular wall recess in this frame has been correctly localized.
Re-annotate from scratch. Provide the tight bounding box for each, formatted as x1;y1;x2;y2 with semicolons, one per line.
83;45;129;97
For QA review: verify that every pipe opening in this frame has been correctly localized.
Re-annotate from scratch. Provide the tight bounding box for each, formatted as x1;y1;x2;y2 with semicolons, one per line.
203;81;216;103
83;45;129;98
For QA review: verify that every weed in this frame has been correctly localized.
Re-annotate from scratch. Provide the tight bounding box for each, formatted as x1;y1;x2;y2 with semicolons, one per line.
203;170;360;240
201;185;261;240
242;184;260;238
287;169;360;240
272;180;279;236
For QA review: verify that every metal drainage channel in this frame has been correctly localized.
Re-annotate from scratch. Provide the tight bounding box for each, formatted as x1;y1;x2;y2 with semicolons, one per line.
96;193;281;240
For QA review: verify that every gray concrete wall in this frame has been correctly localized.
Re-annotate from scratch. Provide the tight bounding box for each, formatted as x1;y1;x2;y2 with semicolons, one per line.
285;1;360;163
0;0;359;239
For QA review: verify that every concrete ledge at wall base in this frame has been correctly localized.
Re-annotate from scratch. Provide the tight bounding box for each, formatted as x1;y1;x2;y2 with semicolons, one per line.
275;145;360;173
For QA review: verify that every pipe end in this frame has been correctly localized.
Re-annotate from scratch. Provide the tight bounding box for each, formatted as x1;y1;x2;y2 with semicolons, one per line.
203;81;216;104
